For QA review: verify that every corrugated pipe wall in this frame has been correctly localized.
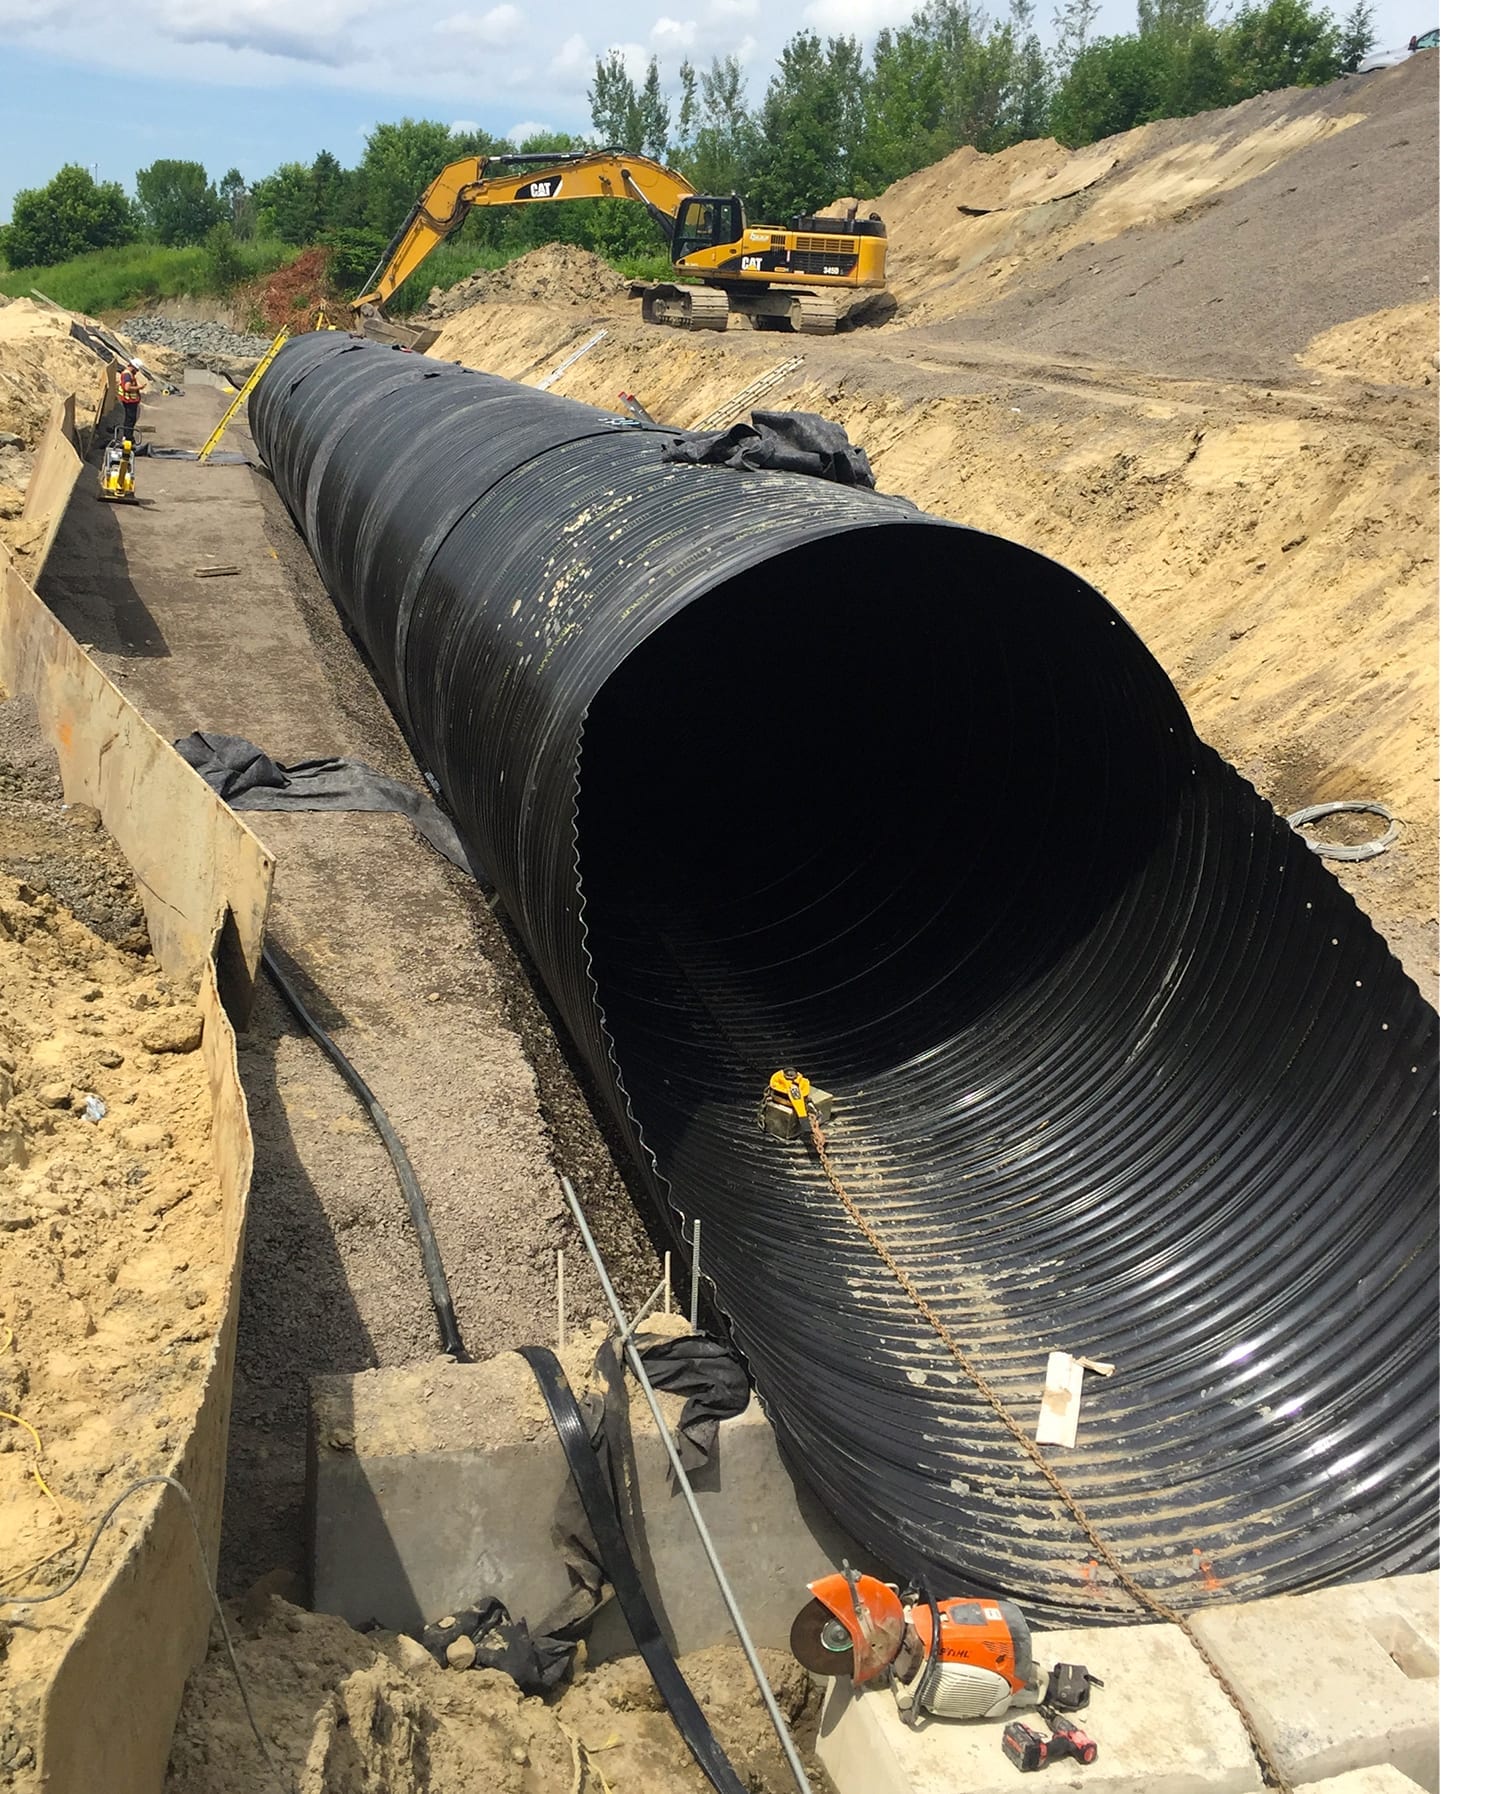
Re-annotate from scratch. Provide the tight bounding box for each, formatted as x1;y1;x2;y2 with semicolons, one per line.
250;334;1438;1624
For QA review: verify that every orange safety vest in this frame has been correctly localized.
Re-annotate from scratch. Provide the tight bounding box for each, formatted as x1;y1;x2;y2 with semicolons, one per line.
117;369;141;404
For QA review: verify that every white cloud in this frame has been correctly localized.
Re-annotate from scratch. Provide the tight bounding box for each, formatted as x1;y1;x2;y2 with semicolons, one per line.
651;16;698;49
606;39;650;81
449;117;483;132
436;4;522;44
801;0;912;33
151;0;395;65
508;119;550;140
707;0;759;18
0;0;67;23
550;31;592;77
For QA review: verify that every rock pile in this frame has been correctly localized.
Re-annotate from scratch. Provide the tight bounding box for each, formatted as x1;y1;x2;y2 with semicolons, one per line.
120;317;274;362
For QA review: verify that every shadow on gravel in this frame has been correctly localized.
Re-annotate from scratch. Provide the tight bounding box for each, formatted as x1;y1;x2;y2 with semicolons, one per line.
36;476;171;658
219;965;377;1597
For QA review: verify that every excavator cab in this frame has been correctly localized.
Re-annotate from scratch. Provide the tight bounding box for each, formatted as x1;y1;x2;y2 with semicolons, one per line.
671;196;746;264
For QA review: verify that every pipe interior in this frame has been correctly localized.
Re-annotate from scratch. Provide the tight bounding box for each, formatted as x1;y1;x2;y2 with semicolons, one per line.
578;528;1188;1146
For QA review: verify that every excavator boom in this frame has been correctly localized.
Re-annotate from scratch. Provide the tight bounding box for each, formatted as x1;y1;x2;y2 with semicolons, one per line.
351;149;888;338
352;151;698;311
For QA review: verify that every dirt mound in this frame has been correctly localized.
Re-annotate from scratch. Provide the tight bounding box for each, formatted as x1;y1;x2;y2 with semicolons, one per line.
864;54;1438;382
0;301;105;447
166;1591;820;1794
232;247;338;336
0;703;223;1776
1301;299;1439;386
420;245;628;321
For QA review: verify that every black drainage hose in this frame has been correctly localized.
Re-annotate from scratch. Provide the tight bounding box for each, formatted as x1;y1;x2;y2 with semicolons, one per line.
249;335;1437;1623
260;943;469;1361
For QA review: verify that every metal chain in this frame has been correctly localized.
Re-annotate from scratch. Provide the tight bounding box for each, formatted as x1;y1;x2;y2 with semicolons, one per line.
806;1114;1295;1794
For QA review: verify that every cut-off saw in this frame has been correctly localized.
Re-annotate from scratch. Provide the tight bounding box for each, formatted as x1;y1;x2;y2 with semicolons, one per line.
789;1566;1038;1722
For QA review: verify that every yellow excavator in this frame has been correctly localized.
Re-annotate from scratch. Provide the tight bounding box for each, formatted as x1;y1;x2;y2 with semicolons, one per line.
351;149;888;338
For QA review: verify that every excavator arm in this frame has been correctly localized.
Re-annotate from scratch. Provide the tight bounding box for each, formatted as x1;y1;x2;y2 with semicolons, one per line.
351;151;698;311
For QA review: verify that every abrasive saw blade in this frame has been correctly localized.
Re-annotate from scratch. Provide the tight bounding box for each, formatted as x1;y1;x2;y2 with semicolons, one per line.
788;1596;856;1677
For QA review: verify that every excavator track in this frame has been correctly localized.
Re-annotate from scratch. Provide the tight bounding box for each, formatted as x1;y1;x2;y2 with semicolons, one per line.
640;285;730;331
786;291;841;335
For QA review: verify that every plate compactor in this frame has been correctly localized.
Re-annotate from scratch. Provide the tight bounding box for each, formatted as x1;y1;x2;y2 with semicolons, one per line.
98;433;137;503
789;1567;1038;1722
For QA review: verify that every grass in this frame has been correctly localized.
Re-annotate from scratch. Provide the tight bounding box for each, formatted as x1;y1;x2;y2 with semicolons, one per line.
0;239;294;316
1;236;681;320
611;253;677;284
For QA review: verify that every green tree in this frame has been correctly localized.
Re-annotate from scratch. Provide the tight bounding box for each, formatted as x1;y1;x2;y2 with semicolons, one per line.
589;51;645;150
641;59;672;161
1225;0;1342;98
1008;0;1053;140
857;24;950;187
0;164;137;268
1338;1;1376;71
135;159;222;246
253;162;323;244
588;52;675;160
854;2;1021;192
1052;0;1101;76
218;168;256;240
674;55;758;196
746;31;867;220
320;227;392;291
1048;32;1175;145
360;119;467;238
203;221;248;294
1137;0;1210;36
1171;22;1231;113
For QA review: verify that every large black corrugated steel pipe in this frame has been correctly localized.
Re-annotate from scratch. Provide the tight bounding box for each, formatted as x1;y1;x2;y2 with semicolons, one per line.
251;334;1438;1623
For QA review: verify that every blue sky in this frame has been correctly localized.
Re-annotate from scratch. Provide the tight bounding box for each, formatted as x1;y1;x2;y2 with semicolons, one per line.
1;2;1436;224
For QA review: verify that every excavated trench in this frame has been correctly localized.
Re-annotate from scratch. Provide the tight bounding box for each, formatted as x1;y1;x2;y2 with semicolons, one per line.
250;334;1438;1624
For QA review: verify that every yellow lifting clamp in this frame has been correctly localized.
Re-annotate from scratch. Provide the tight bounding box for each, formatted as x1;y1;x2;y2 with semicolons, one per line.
759;1068;835;1142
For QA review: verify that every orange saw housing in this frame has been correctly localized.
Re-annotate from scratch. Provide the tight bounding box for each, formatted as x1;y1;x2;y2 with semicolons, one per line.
795;1573;1033;1697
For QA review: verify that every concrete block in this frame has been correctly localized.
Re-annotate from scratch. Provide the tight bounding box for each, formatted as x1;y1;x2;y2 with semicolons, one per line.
817;1619;1263;1794
1296;1770;1430;1794
308;1336;866;1659
1188;1573;1439;1794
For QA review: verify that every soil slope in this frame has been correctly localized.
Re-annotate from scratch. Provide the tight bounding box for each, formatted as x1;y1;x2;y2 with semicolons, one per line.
0;699;222;1779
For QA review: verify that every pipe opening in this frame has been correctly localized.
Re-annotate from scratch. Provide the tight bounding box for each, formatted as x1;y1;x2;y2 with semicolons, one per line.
579;525;1189;1159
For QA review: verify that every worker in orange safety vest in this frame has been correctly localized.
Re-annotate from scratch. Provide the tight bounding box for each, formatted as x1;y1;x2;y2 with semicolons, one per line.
116;361;144;441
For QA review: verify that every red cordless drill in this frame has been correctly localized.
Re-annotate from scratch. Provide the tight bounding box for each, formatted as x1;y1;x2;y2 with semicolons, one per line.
1003;1713;1100;1772
1043;1710;1098;1765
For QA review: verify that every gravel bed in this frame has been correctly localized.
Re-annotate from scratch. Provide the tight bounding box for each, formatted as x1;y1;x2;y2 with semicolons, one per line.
121;317;274;359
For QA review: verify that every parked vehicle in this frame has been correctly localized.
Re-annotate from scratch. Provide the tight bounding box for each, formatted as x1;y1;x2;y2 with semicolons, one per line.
1358;25;1439;74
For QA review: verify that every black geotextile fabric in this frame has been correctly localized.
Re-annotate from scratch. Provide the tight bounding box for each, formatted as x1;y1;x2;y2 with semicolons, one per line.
639;1333;752;1471
174;730;477;874
250;334;1439;1625
661;410;876;487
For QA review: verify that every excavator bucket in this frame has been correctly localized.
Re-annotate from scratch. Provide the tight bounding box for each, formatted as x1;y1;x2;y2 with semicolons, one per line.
353;307;440;354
